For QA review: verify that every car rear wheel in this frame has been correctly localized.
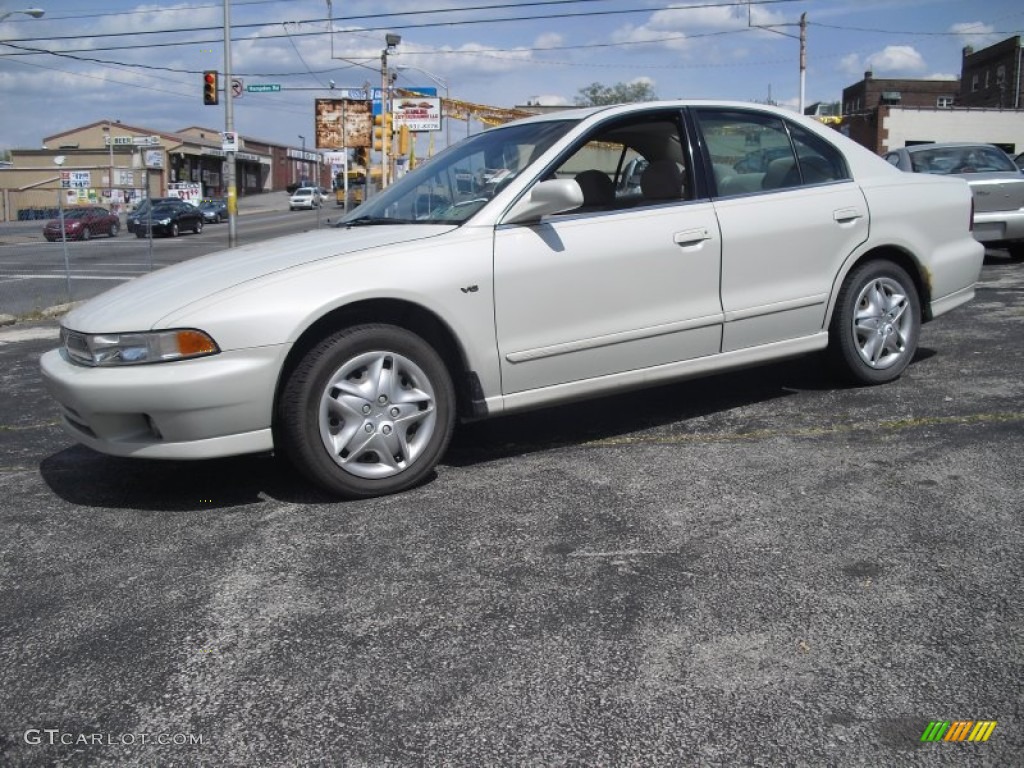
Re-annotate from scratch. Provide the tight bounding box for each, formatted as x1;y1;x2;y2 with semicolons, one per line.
829;260;920;385
277;324;456;498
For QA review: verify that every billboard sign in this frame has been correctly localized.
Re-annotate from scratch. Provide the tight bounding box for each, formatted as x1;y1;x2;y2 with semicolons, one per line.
393;97;442;132
315;99;372;149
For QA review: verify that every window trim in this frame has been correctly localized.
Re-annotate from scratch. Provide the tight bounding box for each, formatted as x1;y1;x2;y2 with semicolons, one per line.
691;106;851;200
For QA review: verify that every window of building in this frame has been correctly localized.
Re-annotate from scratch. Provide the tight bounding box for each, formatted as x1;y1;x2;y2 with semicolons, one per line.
997;65;1006;84
937;96;954;108
984;70;990;89
971;74;979;92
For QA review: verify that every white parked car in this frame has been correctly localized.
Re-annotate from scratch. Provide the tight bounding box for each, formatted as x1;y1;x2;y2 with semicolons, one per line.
288;186;322;210
883;142;1024;260
41;101;984;498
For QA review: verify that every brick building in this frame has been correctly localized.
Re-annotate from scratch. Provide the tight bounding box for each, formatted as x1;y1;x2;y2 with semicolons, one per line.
960;36;1024;109
841;72;958;152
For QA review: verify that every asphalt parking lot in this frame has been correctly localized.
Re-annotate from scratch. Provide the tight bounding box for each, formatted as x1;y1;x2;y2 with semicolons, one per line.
0;253;1021;766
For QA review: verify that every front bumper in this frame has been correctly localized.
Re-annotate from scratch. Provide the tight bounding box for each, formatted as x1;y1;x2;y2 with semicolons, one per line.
40;344;288;459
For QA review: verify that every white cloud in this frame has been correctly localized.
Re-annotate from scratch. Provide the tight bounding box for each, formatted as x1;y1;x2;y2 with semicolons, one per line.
864;45;927;74
534;33;563;50
926;72;960;81
949;21;1000;49
529;94;571;107
839;53;864;76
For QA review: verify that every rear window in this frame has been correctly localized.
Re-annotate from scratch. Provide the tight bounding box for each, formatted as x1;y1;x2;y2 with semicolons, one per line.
910;146;1017;174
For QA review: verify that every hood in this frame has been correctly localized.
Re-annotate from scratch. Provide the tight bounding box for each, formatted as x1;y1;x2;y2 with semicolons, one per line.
62;224;456;333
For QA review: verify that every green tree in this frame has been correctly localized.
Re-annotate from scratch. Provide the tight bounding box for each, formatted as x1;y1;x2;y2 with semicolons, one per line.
574;80;659;106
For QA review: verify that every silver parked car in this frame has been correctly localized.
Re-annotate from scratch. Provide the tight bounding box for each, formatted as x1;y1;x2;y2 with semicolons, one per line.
42;101;984;499
884;142;1024;260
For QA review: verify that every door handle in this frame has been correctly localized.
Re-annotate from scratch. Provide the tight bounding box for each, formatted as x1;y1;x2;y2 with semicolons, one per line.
833;208;863;223
673;228;711;246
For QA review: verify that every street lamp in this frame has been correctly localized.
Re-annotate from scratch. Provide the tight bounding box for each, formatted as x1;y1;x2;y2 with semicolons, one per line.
380;33;400;188
0;7;45;22
396;65;451;149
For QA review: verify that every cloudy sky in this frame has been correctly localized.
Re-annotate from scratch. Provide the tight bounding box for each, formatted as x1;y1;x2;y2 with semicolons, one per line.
1;0;1021;153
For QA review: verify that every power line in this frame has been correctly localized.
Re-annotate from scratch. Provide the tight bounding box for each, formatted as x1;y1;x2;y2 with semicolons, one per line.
1;0;803;51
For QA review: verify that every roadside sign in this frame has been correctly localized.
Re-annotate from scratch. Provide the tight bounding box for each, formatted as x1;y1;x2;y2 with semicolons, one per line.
221;131;239;152
231;78;243;98
60;171;91;189
246;84;281;93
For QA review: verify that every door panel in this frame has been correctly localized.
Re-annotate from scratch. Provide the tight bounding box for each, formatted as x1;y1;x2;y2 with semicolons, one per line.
712;183;869;351
493;203;723;394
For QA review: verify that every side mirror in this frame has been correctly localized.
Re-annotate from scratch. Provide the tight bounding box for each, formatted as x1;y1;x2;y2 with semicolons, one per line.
502;179;583;225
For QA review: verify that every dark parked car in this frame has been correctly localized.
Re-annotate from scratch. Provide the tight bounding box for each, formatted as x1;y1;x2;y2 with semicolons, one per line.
126;197;176;233
134;200;204;238
199;198;228;223
884;142;1024;259
43;207;120;241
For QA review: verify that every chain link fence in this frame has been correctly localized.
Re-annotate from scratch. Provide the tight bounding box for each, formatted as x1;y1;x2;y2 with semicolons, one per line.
0;186;145;321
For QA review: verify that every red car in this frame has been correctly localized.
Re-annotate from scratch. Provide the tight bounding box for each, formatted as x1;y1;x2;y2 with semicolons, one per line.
43;207;120;241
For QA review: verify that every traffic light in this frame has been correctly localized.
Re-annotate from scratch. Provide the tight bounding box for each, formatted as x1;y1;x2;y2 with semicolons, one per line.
398;125;411;156
353;147;369;168
203;70;219;106
372;112;393;152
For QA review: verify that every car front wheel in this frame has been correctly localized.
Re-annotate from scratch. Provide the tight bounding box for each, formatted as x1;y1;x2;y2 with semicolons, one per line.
829;260;920;385
109;223;119;237
170;222;179;237
81;227;91;241
193;219;203;234
277;324;456;498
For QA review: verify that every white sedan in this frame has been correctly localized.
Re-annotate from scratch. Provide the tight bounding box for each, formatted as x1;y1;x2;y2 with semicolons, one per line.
41;101;984;498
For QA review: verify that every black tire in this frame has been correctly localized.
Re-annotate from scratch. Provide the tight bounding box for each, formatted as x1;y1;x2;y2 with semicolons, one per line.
109;223;119;237
170;222;179;237
829;260;920;385
193;219;203;234
1007;243;1024;262
81;227;91;241
277;324;456;498
136;231;145;239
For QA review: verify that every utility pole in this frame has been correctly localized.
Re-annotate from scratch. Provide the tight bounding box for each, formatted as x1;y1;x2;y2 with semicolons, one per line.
380;47;389;189
380;33;401;189
223;0;237;247
749;4;807;114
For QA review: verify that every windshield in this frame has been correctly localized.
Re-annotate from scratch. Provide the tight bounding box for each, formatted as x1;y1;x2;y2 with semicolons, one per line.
341;119;576;226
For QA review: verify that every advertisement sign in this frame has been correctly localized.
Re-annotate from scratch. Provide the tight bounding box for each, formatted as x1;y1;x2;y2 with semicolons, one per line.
60;171;91;189
315;99;372;149
393;97;442;132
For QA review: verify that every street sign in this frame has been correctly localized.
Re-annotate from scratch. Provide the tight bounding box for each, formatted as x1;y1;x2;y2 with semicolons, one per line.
246;84;281;93
231;78;243;98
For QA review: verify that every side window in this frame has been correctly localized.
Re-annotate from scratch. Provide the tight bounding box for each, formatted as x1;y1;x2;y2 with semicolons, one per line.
697;109;848;197
884;153;901;167
788;123;850;184
549;114;691;212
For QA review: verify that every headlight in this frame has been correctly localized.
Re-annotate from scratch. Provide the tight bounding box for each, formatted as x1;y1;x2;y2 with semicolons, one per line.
62;328;220;366
158;217;172;225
